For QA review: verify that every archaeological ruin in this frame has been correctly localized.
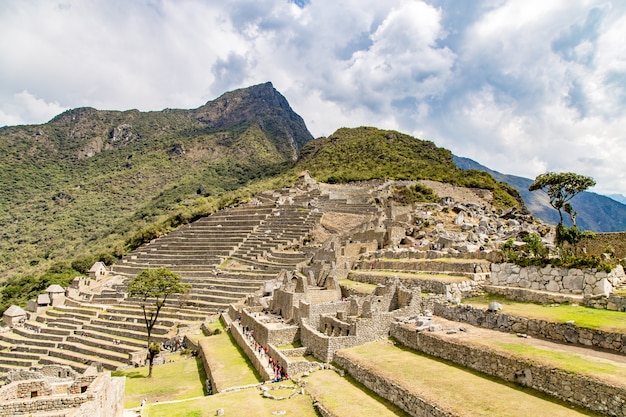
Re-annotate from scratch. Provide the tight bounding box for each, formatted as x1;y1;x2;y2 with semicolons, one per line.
1;172;626;416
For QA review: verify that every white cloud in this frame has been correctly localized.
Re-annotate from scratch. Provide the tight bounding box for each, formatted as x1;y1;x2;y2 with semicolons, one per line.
0;0;625;195
0;91;67;126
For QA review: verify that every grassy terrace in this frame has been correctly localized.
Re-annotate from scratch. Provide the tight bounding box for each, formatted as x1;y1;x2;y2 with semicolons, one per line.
112;353;207;408
339;340;600;417
351;269;469;283
463;294;626;333
146;381;318;417
306;369;411;417
429;320;626;387
197;321;261;390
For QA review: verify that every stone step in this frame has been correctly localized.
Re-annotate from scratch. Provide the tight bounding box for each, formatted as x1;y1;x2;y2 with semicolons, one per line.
38;355;90;373
71;328;146;350
58;341;128;364
81;323;168;344
0;332;58;348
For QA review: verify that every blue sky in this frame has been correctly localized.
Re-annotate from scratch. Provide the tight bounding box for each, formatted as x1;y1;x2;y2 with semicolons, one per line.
1;0;625;196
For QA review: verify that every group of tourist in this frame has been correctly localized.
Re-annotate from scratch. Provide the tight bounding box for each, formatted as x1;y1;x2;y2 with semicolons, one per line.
236;316;289;383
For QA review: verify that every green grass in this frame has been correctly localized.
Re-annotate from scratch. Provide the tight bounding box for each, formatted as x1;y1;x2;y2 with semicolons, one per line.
306;369;411;417
198;329;260;391
145;382;319;417
464;294;626;332
111;353;207;408
492;341;626;383
340;340;598;417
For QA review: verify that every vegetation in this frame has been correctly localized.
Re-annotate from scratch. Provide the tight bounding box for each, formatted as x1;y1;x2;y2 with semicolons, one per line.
343;340;596;417
529;172;596;249
0;262;81;314
112;353;207;408
463;294;626;332
305;369;412;417
298;127;521;211
126;268;191;377
391;183;439;205
145;382;318;417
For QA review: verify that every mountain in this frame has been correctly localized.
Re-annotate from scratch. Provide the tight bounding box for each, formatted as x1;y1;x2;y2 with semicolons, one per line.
0;82;312;278
453;156;626;232
608;194;626;205
297;127;522;210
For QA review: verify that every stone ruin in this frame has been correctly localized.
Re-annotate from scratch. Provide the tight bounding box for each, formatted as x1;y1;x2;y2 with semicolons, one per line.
0;364;124;417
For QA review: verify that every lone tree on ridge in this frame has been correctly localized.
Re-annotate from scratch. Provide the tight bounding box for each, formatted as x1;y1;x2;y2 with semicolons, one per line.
529;172;596;248
127;267;190;378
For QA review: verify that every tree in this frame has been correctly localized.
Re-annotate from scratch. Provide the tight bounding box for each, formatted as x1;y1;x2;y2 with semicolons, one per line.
529;172;595;226
126;267;190;378
529;172;595;248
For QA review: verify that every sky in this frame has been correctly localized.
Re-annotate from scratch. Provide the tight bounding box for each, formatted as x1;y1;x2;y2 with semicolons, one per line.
1;0;625;196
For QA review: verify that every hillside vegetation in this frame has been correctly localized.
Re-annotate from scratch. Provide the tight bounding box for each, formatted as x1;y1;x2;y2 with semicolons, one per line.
0;82;310;280
0;87;522;315
298;127;521;209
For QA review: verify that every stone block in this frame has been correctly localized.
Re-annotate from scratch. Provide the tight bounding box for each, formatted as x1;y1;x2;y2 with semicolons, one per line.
563;275;583;291
593;278;612;296
546;281;560;292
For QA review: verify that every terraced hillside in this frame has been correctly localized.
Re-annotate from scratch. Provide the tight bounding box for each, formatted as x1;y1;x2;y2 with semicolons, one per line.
0;176;382;374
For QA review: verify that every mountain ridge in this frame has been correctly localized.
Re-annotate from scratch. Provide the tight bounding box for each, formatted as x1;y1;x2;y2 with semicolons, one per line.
453;155;626;232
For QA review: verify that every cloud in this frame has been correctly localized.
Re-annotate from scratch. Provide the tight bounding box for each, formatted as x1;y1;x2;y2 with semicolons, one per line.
0;91;67;126
0;0;625;195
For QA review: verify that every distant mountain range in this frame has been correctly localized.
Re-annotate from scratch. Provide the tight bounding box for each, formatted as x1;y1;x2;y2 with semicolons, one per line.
608;194;626;205
453;156;626;232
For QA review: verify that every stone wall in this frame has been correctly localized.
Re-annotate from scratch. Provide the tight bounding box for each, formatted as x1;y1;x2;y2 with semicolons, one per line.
435;303;626;354
483;285;580;305
333;353;452;417
0;372;124;417
220;313;273;383
349;272;479;298
391;323;626;417
584;293;626;311
490;263;625;296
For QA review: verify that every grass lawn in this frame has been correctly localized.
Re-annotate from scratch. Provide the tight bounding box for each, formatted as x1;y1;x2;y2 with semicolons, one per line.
112;353;207;408
491;341;626;386
198;330;260;391
305;369;411;417
463;294;626;333
339;340;599;417
146;382;318;417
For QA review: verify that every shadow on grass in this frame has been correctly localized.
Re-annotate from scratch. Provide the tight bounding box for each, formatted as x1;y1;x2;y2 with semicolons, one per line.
330;371;413;417
111;370;147;379
194;355;209;396
224;321;263;382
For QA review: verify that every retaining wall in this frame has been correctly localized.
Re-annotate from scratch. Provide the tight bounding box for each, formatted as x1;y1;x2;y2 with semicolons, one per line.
391;323;626;417
333;353;452;417
490;263;625;296
434;303;626;354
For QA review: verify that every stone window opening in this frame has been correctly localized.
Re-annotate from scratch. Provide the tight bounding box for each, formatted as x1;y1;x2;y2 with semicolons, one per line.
81;386;88;393
30;391;38;398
